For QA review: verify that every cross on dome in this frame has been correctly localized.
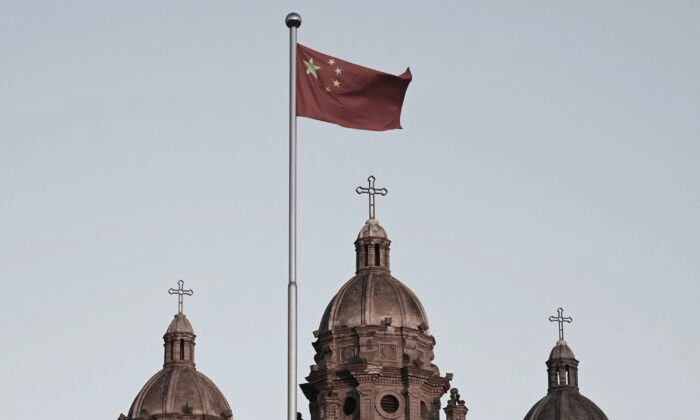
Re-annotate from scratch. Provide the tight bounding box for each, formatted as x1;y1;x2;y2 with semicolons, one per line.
356;175;388;220
548;307;573;341
168;280;193;314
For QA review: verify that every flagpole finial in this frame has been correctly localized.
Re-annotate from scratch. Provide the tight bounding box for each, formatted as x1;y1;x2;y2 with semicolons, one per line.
286;12;302;28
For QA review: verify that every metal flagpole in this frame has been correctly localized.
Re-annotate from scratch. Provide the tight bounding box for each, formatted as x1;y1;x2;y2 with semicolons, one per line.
285;12;301;420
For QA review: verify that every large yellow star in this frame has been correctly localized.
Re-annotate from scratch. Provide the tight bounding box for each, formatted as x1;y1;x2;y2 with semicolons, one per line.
304;58;321;79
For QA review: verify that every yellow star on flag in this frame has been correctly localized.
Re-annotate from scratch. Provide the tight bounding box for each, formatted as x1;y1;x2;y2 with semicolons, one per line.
304;58;321;79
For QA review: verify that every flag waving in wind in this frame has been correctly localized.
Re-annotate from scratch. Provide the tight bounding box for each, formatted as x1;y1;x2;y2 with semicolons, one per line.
296;44;412;131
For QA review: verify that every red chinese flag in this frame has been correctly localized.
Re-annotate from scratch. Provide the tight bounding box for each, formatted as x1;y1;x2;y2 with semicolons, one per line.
296;44;412;131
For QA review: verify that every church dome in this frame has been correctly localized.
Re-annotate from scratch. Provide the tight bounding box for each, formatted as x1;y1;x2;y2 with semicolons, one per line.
127;366;233;420
318;269;430;333
318;218;429;334
303;190;454;420
125;313;233;420
523;311;608;420
120;283;234;420
523;391;608;420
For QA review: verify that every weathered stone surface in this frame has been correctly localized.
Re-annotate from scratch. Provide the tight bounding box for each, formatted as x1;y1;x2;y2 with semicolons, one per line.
127;365;232;420
318;270;431;335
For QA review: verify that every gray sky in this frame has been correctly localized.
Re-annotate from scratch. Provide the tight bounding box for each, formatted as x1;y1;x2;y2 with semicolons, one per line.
1;1;698;419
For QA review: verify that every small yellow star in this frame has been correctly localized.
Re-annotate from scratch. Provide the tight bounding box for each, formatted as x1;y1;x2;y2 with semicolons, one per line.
333;80;341;87
335;68;342;75
328;59;336;65
325;86;331;92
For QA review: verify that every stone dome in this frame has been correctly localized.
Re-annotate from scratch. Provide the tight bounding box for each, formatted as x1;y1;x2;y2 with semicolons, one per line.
127;366;233;420
523;338;608;420
318;270;430;333
121;310;234;420
523;391;608;420
302;211;452;420
318;219;429;334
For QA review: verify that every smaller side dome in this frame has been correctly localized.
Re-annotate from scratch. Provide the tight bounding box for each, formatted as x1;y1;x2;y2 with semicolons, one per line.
127;367;233;420
524;392;608;420
523;308;608;420
121;282;234;420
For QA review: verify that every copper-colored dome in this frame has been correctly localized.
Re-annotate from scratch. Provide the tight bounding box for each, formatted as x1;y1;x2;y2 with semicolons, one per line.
127;366;233;420
318;270;430;333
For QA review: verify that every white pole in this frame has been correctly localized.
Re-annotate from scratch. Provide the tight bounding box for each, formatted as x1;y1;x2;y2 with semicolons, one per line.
285;12;301;420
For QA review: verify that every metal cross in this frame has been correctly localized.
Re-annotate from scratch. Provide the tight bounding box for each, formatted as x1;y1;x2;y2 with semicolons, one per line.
168;280;193;314
355;175;388;220
549;307;573;341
